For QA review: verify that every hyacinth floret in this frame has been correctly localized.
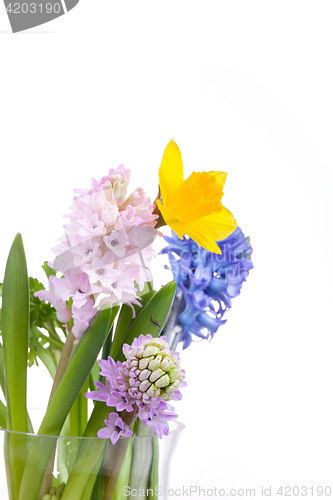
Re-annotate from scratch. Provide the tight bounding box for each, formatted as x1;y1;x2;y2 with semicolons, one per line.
161;227;253;348
35;165;158;340
97;413;133;445
86;334;185;443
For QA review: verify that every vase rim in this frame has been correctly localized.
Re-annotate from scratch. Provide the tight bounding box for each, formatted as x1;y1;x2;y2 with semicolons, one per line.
0;420;185;440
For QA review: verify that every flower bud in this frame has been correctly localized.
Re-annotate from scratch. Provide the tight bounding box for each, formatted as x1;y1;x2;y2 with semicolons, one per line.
155;374;170;388
148;355;162;371
56;484;65;497
143;345;160;357
123;335;185;402
113;180;127;202
41;483;65;500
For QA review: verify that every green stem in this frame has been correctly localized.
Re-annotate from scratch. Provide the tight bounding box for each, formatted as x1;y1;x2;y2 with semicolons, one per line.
112;440;133;500
46;319;64;339
54;318;68;335
89;361;101;394
129;421;155;497
48;329;76;405
55;416;71;485
38;329;76;498
109;305;135;361
61;438;109;500
27;414;34;434
69;378;89;438
5;431;15;500
53;349;62;366
0;399;7;428
98;327;113;384
101;327;113;360
102;411;138;500
162;293;185;347
91;471;103;500
83;475;102;500
38;332;64;351
34;343;57;379
148;437;159;499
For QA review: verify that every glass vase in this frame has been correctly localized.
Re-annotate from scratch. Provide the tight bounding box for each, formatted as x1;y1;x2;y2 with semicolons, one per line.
0;420;184;500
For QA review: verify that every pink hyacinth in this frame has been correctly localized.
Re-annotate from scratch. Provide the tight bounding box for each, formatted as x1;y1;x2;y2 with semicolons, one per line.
72;299;96;341
35;165;158;340
35;275;71;323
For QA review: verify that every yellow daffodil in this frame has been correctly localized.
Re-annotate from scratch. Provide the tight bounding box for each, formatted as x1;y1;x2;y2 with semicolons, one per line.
156;139;237;254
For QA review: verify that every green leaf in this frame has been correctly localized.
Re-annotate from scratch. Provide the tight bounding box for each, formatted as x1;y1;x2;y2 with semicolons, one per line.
119;281;177;362
109;291;156;361
42;261;56;280
2;233;30;498
18;305;118;500
29;277;58;329
29;276;44;294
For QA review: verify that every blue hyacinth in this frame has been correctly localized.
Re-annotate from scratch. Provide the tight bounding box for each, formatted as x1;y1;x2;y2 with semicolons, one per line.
161;227;253;349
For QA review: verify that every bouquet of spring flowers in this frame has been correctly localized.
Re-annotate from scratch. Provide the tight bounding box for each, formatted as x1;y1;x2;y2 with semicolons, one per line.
0;140;253;500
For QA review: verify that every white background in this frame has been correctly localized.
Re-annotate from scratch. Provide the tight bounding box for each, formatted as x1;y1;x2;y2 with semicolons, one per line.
1;2;333;499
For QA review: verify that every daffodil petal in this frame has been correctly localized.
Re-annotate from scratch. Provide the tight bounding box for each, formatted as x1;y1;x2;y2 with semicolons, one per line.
156;200;186;239
195;206;237;239
184;206;237;254
159;139;184;203
182;224;222;254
